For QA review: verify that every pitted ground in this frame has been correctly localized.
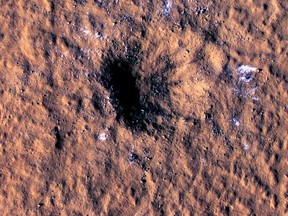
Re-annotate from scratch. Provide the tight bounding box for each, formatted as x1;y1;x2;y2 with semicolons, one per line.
0;0;287;215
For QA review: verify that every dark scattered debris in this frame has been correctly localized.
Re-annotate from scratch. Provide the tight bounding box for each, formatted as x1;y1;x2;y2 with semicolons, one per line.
205;112;213;122
54;126;64;150
74;0;87;5
61;37;87;61
204;107;224;137
269;64;288;83
88;14;104;37
42;93;59;118
94;0;117;10
43;48;50;59
141;28;147;38
273;194;279;209
121;15;135;24
193;47;206;63
47;71;54;87
104;159;112;176
130;187;136;197
149;73;169;98
76;98;84;113
141;14;152;23
212;122;223;137
86;173;100;212
219;63;233;83
130;187;141;205
49;1;56;25
270;167;280;184
0;32;4;41
202;170;212;190
253;175;266;188
140;176;147;185
50;32;57;44
91;91;106;116
132;0;140;6
151;198;165;215
142;147;152;160
128;150;151;172
196;6;208;15
38;202;44;207
183;135;192;152
223;205;230;215
128;152;140;164
203;28;218;43
22;59;32;75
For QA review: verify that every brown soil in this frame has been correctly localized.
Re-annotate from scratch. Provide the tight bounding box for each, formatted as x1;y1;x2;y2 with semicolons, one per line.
0;0;287;215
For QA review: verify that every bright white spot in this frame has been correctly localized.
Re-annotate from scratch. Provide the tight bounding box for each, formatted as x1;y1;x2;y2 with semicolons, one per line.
242;143;251;151
200;157;206;165
247;87;258;95
80;28;101;39
236;65;259;83
237;65;258;74
98;133;107;141
82;29;91;35
233;65;261;100
232;118;240;126
238;65;257;73
163;0;173;17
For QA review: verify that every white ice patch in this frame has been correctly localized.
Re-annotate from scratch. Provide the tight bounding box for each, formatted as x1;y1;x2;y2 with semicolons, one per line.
98;132;108;141
233;65;260;99
236;65;259;83
237;65;258;74
80;28;101;39
163;0;173;18
232;118;240;126
242;143;251;151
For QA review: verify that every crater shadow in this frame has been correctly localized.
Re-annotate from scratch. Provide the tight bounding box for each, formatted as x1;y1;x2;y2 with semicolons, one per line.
99;44;146;131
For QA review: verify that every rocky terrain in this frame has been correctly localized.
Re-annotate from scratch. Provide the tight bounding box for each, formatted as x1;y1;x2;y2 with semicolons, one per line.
0;0;287;215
